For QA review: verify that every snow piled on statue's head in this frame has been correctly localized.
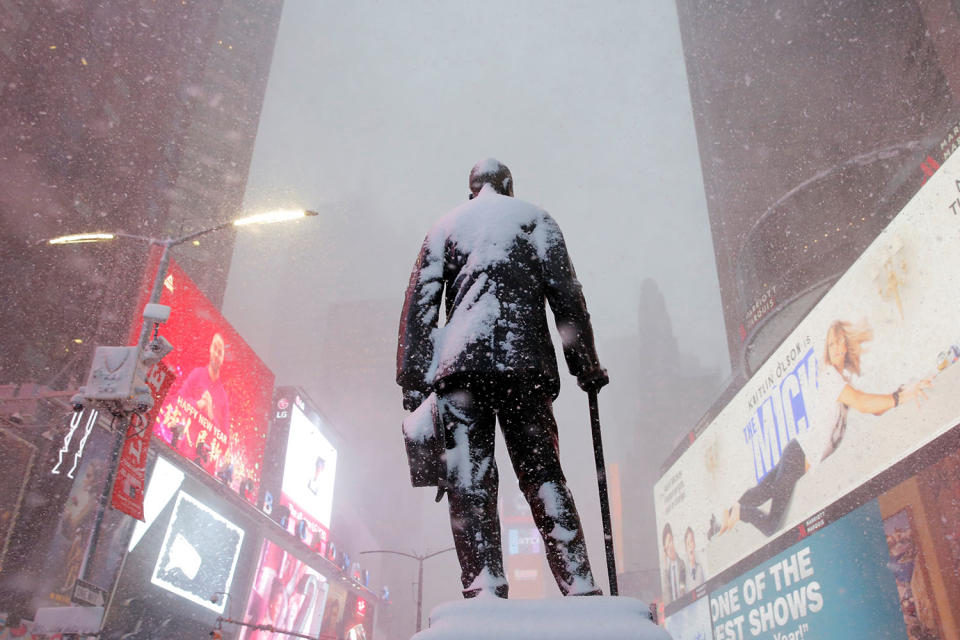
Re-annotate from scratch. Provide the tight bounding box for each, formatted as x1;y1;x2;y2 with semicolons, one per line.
472;157;503;175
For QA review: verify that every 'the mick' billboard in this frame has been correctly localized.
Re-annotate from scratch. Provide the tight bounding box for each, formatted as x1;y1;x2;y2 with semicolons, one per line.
654;142;960;607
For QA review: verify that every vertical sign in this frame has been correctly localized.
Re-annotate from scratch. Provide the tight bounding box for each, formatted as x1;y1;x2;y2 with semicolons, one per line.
111;361;175;520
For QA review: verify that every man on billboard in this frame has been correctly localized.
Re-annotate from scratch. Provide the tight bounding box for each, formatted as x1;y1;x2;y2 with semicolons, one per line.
684;526;704;588
397;158;608;598
660;523;686;603
164;333;232;471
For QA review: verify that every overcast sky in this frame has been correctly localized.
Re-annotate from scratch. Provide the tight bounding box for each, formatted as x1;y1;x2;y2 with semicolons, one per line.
221;0;728;623
225;0;725;362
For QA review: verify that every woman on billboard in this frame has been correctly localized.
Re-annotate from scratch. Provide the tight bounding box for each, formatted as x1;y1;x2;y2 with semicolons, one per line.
714;319;932;537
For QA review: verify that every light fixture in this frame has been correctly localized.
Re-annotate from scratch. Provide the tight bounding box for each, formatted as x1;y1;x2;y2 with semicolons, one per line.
48;232;115;245
232;209;318;227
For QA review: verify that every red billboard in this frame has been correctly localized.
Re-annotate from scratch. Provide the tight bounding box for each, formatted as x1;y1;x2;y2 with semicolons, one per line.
149;260;274;502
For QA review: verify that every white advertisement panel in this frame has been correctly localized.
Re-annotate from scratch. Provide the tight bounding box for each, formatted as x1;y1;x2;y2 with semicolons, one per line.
654;149;960;606
150;491;245;613
281;403;338;532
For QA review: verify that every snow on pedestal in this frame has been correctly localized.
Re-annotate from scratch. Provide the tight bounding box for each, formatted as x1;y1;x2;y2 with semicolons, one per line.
413;596;671;640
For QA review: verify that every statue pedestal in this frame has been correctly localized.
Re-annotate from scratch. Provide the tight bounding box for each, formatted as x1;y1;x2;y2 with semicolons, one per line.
412;596;671;640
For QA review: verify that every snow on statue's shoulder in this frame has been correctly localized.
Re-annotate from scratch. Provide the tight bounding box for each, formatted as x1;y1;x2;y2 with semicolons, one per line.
413;596;671;640
433;185;558;266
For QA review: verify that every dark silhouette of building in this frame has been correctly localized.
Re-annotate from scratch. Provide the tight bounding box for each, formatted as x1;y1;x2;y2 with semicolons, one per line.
675;0;960;376
0;0;283;387
615;279;722;593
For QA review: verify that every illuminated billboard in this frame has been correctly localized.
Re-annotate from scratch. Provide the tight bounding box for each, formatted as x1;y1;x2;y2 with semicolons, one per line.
150;260;274;502
261;388;338;550
150;491;245;614
654;146;960;606
663;424;960;637
501;490;547;599
341;592;372;640
239;540;330;640
282;402;338;532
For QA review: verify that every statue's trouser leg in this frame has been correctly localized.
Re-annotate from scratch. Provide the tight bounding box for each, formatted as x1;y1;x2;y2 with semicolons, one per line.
437;386;508;598
498;387;601;596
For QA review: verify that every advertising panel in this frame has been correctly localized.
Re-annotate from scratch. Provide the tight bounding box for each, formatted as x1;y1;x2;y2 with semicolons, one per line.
281;402;337;534
341;592;372;640
319;582;348;640
41;418;113;608
260;388;338;550
151;260;274;503
501;490;547;599
708;501;904;640
663;422;960;638
112;361;176;520
150;491;245;614
238;540;330;640
654;145;960;603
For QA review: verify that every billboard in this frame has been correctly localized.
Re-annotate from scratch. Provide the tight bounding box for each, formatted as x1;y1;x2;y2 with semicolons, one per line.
319;582;348;639
150;491;245;614
707;501;905;640
662;422;960;638
150;260;274;502
654;144;960;605
341;592;372;640
501;489;548;599
14;414;115;611
238;540;330;640
260;388;338;550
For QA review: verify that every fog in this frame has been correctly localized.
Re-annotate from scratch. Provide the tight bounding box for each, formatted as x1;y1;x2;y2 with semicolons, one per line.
221;1;728;635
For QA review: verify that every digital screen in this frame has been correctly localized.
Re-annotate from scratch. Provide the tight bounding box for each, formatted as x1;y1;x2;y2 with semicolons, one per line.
507;527;541;556
150;260;274;502
150;491;245;613
239;540;329;640
280;403;338;537
341;592;372;640
318;583;347;639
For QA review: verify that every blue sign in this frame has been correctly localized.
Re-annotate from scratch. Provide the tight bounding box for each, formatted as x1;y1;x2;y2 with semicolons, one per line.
708;501;906;639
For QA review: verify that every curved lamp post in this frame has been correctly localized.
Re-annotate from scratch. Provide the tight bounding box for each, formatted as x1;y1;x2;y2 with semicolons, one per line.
47;208;319;348
359;547;455;633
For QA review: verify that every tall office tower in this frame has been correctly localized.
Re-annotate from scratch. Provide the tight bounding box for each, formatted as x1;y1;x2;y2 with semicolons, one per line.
675;0;960;376
0;0;283;386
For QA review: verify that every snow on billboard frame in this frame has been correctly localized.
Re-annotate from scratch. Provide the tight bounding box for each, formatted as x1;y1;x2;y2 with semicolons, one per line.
653;145;960;609
146;259;275;503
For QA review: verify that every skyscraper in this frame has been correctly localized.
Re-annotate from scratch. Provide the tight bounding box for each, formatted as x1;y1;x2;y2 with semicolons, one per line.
675;0;960;376
0;0;283;386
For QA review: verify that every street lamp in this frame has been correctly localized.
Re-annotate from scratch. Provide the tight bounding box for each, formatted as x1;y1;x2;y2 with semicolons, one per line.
359;546;455;633
47;208;319;349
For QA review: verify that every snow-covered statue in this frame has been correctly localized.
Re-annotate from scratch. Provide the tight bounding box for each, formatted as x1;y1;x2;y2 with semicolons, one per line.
397;158;609;599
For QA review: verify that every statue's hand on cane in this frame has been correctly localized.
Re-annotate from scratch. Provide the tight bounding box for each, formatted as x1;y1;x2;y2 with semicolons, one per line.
577;367;609;394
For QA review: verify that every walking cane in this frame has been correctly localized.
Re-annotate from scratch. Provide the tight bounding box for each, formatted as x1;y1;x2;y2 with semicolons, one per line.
588;389;618;595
